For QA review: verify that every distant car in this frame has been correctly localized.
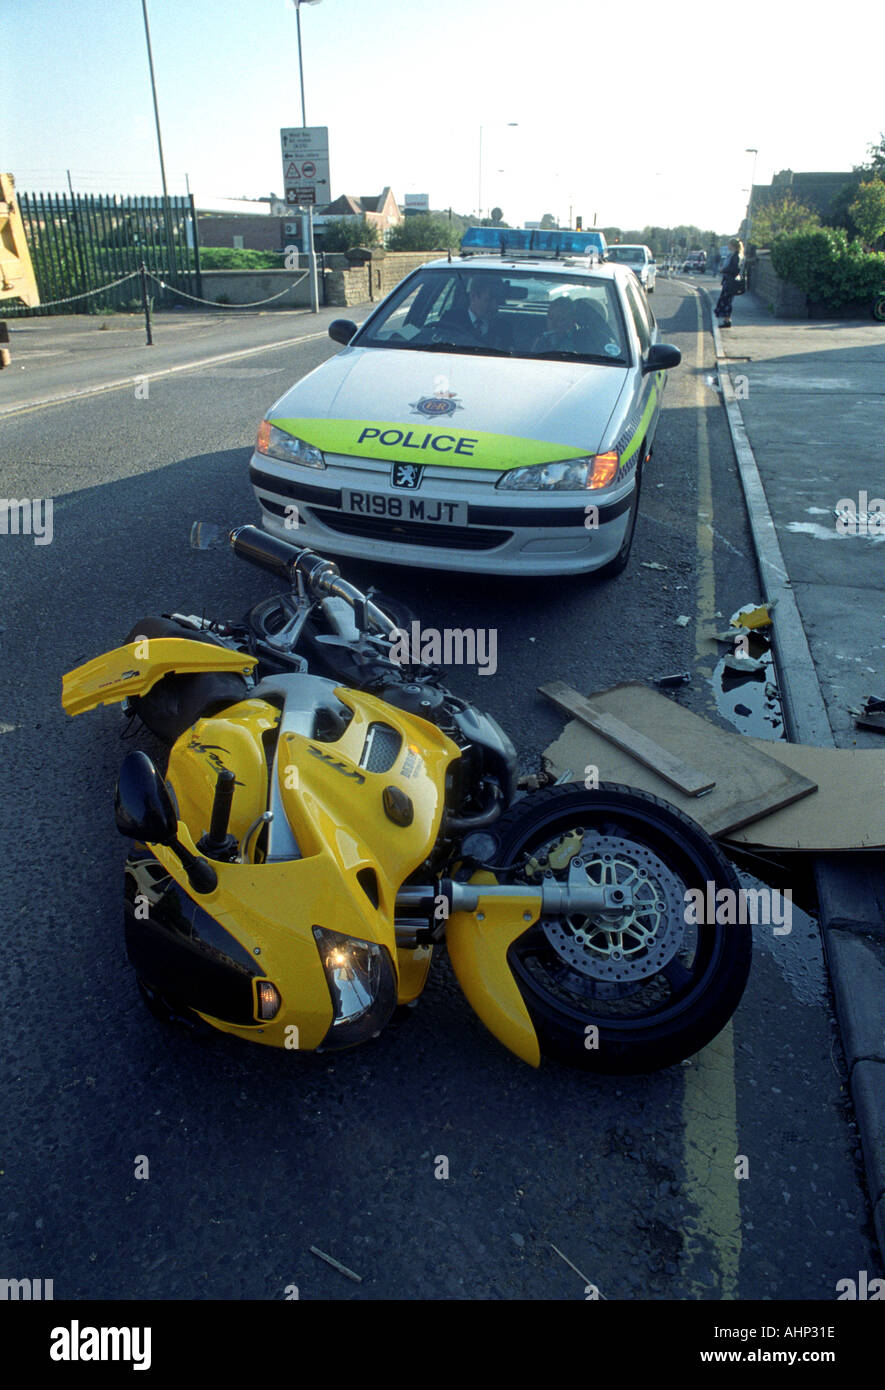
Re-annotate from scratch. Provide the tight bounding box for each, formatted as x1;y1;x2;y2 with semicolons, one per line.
681;251;706;273
605;244;656;293
250;241;682;578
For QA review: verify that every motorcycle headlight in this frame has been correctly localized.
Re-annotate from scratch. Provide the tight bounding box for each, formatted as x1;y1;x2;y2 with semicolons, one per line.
496;452;619;491
314;926;397;1050
256;420;325;469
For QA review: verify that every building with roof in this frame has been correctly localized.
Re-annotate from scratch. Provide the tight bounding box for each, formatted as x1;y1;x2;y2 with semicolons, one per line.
314;187;402;239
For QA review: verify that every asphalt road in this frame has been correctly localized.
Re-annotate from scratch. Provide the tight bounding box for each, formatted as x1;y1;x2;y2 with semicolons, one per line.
0;279;879;1301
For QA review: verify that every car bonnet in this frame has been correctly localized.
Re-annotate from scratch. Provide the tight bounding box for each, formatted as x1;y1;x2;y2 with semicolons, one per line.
265;347;630;473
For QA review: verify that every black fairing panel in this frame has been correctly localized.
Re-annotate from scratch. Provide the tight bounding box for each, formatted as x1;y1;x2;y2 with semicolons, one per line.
122;617;250;744
124;852;262;1025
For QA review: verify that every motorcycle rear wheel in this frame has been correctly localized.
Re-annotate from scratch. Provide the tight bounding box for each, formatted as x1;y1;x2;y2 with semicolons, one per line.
489;783;751;1074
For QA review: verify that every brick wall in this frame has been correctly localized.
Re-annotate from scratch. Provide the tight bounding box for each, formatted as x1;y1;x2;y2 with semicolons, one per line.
197;215;286;251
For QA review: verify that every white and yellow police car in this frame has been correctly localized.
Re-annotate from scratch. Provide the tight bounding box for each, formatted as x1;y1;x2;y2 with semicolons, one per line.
250;237;681;577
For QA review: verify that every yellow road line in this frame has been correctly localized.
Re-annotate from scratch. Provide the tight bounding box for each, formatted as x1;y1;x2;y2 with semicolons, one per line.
680;290;741;1299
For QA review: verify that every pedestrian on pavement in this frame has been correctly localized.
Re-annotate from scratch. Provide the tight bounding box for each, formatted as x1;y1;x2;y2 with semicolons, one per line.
715;238;744;328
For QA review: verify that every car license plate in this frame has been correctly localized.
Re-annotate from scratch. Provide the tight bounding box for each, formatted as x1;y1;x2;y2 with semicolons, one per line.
341;490;468;525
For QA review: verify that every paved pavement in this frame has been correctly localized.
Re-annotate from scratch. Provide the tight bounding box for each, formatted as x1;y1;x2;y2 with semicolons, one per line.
689;275;885;1256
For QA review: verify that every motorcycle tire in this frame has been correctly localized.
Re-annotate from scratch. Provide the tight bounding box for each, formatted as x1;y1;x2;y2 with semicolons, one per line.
488;782;751;1074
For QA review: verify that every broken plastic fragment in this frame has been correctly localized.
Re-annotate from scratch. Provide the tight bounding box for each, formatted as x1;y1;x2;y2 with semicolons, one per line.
734;602;776;630
723;653;766;676
850;695;885;732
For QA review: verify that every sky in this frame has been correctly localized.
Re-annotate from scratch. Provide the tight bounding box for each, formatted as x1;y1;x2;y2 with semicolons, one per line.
4;0;883;235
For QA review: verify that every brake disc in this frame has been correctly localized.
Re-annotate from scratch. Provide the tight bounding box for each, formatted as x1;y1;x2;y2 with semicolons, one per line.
539;832;687;983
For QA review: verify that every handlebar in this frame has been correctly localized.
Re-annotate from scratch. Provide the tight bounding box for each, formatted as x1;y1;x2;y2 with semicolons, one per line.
227;525;398;639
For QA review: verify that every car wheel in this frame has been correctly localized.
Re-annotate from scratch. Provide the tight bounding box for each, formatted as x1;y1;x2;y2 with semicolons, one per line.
594;458;642;580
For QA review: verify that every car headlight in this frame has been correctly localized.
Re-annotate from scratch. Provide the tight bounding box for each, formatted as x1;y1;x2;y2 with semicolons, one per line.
256;420;325;469
314;926;397;1049
496;453;619;491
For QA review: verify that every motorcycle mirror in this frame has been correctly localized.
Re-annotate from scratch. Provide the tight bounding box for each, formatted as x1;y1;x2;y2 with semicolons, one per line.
114;751;178;845
190;521;225;551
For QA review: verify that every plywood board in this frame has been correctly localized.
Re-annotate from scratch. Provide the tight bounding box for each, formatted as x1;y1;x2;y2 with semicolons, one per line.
539;681;715;796
543;682;817;839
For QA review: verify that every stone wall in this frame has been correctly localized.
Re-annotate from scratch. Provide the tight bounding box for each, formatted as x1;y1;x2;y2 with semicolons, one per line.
324;251;447;308
198;251;449;310
200;269;311;308
749;250;809;318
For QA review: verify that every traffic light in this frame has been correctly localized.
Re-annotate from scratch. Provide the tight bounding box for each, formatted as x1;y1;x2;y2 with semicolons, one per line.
575;216;582;230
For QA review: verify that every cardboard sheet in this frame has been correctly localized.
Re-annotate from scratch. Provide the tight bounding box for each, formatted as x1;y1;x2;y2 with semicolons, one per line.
724;740;885;851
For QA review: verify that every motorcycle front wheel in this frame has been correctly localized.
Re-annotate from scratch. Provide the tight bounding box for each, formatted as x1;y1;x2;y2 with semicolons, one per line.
490;783;751;1074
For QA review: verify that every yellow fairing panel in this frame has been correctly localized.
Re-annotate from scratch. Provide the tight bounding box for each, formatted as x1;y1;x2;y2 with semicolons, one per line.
395;945;433;1004
151;688;461;1043
147;833;337;1048
276;687;460;925
62;638;257;717
446;873;543;1067
171;700;280;849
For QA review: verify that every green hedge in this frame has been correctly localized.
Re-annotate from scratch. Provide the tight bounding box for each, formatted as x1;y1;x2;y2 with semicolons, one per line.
771;228;885;307
199;247;282;269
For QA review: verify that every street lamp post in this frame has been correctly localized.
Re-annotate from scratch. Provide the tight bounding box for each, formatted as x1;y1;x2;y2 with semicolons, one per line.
293;0;322;313
141;0;175;311
477;123;517;223
745;147;759;247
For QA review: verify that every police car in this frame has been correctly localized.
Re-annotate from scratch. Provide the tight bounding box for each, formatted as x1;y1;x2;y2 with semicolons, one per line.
250;234;681;576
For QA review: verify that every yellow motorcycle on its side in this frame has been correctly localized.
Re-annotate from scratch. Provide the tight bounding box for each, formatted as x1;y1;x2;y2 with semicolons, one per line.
62;524;750;1073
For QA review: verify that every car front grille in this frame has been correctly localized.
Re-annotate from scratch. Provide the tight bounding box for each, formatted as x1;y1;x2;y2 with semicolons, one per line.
309;507;512;551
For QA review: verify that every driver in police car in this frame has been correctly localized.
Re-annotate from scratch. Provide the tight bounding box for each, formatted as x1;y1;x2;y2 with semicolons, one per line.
440;276;500;344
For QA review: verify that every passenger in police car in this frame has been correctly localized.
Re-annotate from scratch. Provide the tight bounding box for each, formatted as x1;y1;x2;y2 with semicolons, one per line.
533;295;578;352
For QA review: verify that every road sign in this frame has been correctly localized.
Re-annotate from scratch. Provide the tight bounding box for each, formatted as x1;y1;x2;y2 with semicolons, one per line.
280;127;329;208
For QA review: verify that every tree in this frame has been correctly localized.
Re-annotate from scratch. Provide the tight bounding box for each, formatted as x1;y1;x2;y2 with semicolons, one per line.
848;179;885;249
540;212;558;229
320;217;380;252
386;215;460;252
750;193;819;247
858;132;885;177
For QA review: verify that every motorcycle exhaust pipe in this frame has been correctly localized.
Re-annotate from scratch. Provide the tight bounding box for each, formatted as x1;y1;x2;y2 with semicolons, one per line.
229;525;338;590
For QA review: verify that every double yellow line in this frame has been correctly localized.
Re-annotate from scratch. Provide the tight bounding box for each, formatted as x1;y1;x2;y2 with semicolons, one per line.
680;291;741;1300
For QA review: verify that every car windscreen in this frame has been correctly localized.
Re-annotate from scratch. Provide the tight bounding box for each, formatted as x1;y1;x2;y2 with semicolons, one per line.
608;247;644;263
353;268;630;365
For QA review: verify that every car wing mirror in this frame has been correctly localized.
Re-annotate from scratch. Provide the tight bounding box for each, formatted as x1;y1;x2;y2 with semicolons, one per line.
643;343;681;374
329;318;358;345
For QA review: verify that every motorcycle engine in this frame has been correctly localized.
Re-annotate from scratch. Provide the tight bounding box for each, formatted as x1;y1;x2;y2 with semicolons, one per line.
378;681;517;826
